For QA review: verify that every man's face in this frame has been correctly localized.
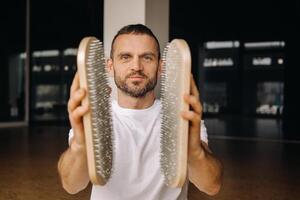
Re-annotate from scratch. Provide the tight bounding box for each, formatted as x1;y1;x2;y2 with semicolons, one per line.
108;33;161;98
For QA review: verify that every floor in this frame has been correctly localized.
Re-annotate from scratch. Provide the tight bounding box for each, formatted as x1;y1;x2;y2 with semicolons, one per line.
0;119;299;200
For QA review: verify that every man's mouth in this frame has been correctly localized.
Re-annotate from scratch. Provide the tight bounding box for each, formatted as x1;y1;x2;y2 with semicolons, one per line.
128;76;145;82
126;73;147;81
130;75;144;78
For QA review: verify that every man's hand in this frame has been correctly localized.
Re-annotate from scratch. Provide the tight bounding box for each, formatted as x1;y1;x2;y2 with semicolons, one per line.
181;74;204;160
67;72;89;149
181;74;223;196
57;72;90;194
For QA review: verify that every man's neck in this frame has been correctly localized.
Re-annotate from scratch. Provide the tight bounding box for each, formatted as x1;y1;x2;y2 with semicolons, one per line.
117;90;156;109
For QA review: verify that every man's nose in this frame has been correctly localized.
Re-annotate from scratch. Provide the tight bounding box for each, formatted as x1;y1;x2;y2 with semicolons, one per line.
131;57;143;71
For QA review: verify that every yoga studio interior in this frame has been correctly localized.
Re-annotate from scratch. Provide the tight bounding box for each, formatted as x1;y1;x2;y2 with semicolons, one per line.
1;0;299;199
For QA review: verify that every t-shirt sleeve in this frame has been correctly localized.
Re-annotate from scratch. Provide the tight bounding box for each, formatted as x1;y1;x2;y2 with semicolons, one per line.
200;120;208;144
68;129;74;146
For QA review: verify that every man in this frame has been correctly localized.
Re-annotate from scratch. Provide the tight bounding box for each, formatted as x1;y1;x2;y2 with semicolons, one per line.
58;24;223;199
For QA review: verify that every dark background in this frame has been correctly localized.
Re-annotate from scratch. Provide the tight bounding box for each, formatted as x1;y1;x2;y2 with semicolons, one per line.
169;0;299;137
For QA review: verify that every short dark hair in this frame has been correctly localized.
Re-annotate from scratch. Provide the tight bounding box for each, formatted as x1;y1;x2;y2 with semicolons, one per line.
110;24;161;59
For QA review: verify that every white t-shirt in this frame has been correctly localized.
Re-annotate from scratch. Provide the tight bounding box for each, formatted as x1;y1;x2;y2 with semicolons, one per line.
69;100;208;200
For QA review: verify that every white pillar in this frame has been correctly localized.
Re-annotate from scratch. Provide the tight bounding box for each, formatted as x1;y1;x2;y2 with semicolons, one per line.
104;0;169;99
145;0;169;56
104;0;169;57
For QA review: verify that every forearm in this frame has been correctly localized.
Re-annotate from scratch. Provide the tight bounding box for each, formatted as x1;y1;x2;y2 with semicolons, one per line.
58;141;90;194
188;142;223;196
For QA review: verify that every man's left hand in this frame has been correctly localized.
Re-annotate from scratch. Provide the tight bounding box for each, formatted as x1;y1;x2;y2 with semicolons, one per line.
181;74;204;161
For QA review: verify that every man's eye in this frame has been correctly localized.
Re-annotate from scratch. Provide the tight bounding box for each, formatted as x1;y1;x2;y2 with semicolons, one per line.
144;56;153;61
121;55;130;60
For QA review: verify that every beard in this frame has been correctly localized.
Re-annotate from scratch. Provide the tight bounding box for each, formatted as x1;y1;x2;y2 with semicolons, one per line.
114;70;157;98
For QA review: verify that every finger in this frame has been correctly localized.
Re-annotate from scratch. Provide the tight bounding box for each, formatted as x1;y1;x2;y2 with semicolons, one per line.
70;104;89;123
69;119;86;146
190;74;199;98
70;72;80;96
69;104;89;145
184;94;202;114
181;110;201;126
68;89;86;113
68;104;88;145
181;110;201;150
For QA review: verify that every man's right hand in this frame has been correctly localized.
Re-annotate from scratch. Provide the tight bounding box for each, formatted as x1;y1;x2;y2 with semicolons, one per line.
58;72;90;194
67;72;89;149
